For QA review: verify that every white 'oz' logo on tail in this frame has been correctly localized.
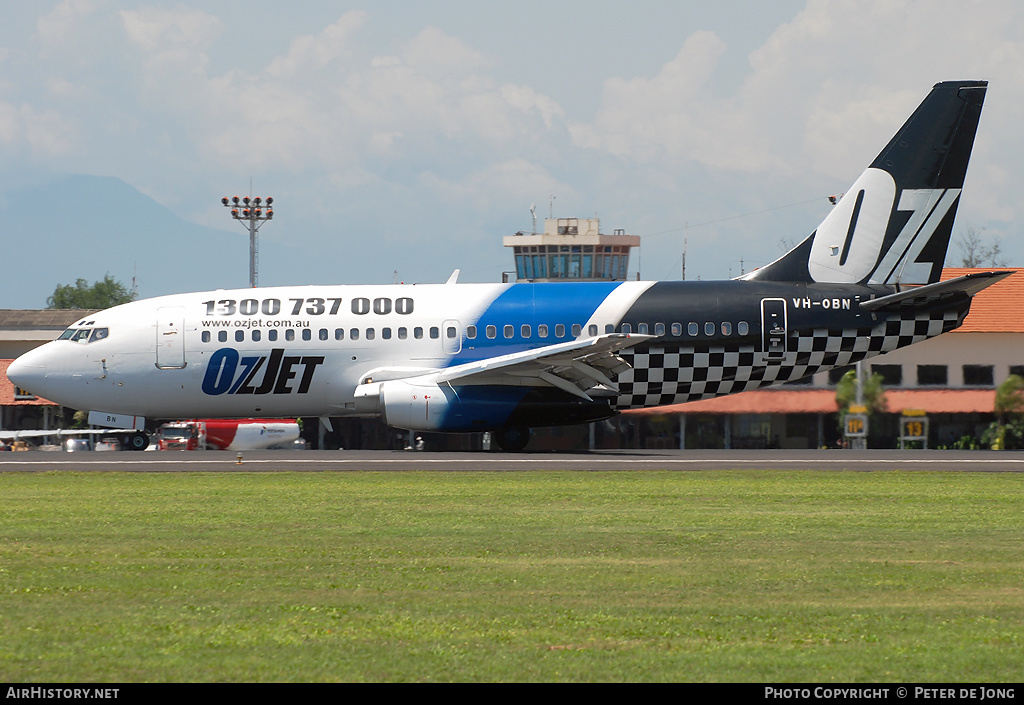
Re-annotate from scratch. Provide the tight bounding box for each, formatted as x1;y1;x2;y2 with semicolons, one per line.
868;187;960;285
808;167;960;285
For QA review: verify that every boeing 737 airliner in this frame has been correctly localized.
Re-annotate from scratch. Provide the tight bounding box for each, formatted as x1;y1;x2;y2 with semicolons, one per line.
8;81;1008;450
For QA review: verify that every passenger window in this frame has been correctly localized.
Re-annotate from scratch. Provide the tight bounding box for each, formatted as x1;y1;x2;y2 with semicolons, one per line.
202;331;211;343
398;327;407;340
467;325;477;339
621;323;632;335
671;323;682;336
687;322;698;336
538;324;549;337
302;329;311;341
286;329;295;341
319;328;329;341
555;324;566;338
655;323;665;336
486;325;496;339
350;328;359;341
605;324;614;334
335;328;345;341
430;327;439;339
504;325;514;339
382;328;392;340
235;330;245;343
521;324;531;338
253;330;262;342
589;324;598;337
219;331;228;343
366;328;376;340
268;330;278;342
447;326;457;339
721;322;732;336
738;321;749;336
571;324;582;337
638;323;649;334
414;327;423;339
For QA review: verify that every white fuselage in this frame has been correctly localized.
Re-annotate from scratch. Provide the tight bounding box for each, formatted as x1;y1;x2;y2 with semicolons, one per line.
8;280;648;423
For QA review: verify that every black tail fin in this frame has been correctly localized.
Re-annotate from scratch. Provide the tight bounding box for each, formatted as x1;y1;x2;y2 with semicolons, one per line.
743;80;987;286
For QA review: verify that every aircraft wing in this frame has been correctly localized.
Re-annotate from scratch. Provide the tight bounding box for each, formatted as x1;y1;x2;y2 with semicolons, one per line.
860;271;1013;312
356;333;655;403
434;333;656;399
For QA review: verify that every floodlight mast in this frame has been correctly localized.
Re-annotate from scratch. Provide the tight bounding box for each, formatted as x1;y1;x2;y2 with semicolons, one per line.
221;195;274;287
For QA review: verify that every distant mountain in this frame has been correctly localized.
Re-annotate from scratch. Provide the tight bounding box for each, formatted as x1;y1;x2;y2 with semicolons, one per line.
0;175;266;309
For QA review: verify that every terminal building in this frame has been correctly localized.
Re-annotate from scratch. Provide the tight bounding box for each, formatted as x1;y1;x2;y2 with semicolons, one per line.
503;217;639;282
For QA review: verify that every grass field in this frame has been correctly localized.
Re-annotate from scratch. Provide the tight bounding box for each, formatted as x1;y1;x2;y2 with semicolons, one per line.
1;469;1022;682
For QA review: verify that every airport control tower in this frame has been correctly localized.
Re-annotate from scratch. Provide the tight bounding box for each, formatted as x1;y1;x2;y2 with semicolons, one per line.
503;217;640;282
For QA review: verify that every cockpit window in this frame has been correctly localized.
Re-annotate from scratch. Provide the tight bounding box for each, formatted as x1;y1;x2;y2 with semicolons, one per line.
59;327;110;343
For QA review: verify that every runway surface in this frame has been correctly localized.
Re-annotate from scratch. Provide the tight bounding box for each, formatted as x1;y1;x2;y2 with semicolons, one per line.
1;448;1024;472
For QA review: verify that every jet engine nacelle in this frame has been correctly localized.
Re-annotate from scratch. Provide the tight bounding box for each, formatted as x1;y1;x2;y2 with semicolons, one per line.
379;379;457;431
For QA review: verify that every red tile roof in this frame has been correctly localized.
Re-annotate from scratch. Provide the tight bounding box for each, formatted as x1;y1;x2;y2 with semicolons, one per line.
942;268;1024;333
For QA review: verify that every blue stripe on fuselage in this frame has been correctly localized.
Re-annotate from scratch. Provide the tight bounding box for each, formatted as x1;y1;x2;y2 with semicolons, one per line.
451;281;624;365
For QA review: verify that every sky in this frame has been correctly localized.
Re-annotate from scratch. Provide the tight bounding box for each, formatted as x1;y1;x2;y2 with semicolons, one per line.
2;0;1024;304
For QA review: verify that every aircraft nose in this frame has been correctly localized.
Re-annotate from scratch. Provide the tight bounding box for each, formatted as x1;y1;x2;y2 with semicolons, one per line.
6;351;46;396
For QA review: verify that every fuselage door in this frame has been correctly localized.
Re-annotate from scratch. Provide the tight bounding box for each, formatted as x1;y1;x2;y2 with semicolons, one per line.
156;306;187;369
760;298;788;362
442;320;462;355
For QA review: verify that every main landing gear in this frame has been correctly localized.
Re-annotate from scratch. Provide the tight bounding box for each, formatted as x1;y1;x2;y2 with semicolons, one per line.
125;431;150;451
494;426;530;452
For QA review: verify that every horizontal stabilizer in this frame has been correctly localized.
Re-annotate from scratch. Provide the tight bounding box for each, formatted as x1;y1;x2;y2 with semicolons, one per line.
859;270;1013;312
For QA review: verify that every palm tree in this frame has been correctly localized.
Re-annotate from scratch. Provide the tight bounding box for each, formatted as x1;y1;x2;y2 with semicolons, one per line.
988;374;1024;450
835;368;887;447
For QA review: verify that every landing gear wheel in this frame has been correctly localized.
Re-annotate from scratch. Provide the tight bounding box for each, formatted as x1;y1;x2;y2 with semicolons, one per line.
495;426;530;452
126;431;149;451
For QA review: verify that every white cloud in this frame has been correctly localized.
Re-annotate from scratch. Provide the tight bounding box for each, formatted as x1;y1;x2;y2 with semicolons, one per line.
0;101;20;144
36;0;101;50
119;6;221;75
267;11;367;78
419;158;571;209
403;26;491;76
500;84;564;130
5;1;1024;291
568;31;774;170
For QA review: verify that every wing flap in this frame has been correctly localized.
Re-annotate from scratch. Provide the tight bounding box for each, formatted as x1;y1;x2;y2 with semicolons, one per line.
434;333;654;391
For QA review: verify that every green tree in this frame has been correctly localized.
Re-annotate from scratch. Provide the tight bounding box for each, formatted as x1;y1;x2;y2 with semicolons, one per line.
953;225;1008;268
835;368;887;446
983;374;1024;450
835;368;888;416
47;274;135;309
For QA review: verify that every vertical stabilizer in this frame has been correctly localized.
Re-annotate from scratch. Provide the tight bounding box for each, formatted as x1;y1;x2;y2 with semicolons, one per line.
743;81;987;286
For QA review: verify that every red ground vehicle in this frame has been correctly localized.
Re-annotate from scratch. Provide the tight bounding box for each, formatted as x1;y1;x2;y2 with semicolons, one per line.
156;419;300;450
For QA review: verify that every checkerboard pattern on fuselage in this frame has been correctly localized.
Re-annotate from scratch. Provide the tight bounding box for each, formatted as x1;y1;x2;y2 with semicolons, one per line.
614;306;966;409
